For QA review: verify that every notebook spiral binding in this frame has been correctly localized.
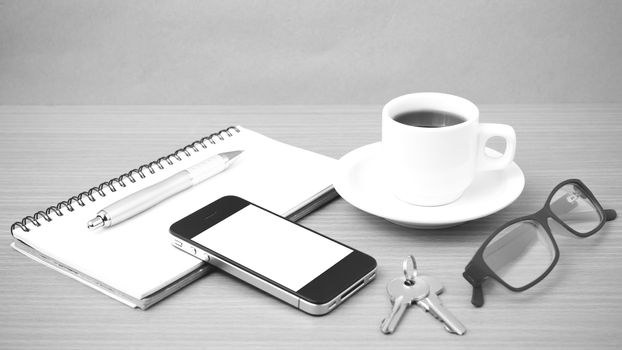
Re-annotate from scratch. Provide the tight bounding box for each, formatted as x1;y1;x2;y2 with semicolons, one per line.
10;126;240;236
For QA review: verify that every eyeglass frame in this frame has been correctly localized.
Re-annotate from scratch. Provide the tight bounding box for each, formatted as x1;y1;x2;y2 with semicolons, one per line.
463;178;617;307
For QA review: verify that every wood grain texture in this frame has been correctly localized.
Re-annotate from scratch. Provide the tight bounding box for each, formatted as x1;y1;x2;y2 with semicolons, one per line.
1;105;621;350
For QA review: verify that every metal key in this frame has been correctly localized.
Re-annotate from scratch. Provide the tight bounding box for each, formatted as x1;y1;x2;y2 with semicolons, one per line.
380;277;430;334
413;276;467;336
419;275;444;297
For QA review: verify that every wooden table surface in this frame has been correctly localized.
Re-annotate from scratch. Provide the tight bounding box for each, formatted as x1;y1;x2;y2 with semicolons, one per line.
1;105;621;349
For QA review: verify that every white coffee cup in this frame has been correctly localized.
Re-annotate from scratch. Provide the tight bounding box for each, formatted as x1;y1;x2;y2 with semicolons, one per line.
382;92;516;206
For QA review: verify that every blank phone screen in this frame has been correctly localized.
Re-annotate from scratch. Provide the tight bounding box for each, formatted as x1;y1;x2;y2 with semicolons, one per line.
191;205;353;291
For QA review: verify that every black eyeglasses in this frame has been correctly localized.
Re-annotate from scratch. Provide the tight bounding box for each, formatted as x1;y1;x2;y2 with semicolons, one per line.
463;179;617;307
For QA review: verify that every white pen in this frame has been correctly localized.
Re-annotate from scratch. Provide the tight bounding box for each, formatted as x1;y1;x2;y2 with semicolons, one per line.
87;150;243;229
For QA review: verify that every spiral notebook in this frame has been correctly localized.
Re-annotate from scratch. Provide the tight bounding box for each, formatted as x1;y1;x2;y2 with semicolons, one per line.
10;126;338;309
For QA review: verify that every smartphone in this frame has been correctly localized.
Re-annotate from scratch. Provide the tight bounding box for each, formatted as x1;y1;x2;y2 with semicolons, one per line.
169;195;377;315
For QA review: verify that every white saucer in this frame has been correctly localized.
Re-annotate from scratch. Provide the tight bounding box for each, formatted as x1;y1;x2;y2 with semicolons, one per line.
333;142;525;229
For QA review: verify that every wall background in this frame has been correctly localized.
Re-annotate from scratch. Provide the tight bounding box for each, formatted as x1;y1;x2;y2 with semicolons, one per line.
1;0;621;105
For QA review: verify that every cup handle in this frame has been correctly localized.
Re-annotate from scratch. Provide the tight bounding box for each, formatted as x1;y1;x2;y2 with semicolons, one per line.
476;123;516;172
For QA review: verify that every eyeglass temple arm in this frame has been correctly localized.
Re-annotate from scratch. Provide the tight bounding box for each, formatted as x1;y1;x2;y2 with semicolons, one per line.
471;284;484;307
463;264;486;307
604;209;617;221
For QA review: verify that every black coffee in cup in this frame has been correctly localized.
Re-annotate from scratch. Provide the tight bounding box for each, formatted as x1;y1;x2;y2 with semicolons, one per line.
393;110;466;128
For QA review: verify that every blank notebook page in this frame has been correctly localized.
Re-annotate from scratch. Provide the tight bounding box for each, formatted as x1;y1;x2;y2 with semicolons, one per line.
12;127;336;300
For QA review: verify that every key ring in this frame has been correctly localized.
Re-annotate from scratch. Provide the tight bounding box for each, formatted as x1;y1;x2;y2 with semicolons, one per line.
403;255;417;284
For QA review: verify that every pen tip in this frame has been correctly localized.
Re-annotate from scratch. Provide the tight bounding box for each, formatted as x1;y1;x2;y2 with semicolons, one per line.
87;216;104;230
221;150;244;163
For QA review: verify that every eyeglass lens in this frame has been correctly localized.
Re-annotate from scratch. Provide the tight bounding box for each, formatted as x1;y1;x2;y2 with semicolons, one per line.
549;183;602;234
482;220;556;288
